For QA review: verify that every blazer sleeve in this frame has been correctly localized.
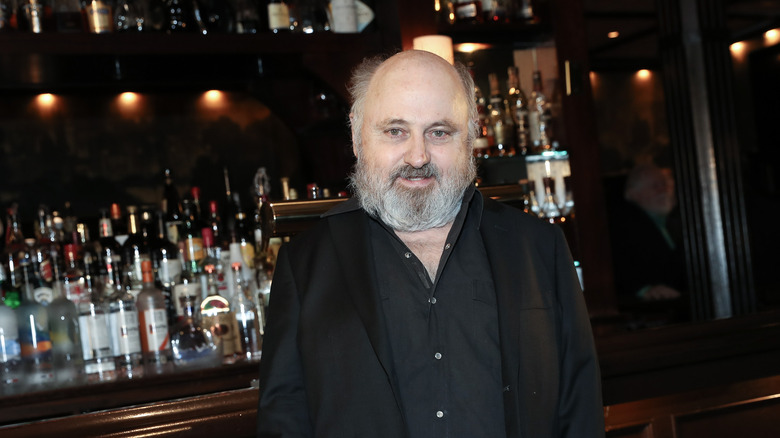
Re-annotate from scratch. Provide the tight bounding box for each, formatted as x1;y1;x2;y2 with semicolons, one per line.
553;226;605;438
256;245;314;438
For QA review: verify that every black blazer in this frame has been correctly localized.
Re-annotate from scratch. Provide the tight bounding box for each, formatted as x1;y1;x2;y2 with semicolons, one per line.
257;192;604;438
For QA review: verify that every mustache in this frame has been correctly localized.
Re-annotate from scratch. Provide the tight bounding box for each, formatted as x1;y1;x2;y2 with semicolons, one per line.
390;163;440;181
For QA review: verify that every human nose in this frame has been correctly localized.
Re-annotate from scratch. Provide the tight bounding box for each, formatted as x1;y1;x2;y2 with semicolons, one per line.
403;134;430;168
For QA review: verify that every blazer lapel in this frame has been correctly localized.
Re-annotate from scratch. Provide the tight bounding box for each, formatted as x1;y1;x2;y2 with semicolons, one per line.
479;197;522;438
327;209;402;398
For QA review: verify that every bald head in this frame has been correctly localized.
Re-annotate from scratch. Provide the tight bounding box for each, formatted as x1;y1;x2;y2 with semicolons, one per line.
348;50;478;152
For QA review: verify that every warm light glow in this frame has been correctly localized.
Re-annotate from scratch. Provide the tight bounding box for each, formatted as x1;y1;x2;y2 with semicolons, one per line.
204;89;224;103
607;31;620;39
765;29;780;45
36;93;55;107
119;92;138;105
454;42;492;53
730;41;746;55
636;69;651;80
413;35;454;64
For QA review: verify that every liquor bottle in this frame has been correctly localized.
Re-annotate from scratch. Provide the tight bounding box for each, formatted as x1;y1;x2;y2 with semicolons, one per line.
107;270;144;380
206;200;224;250
199;227;222;275
172;265;201;321
232;195;256;273
95;210;124;298
160;0;197;33
84;0;114;33
0;290;24;396
61;243;87;305
54;0;85;32
121;205;149;298
221;168;238;242
17;0;53;33
488;72;515;157
230;262;262;362
170;290;221;371
151;210;182;326
472;70;494;159
48;250;86;388
267;0;290;33
76;253;117;383
136;260;174;375
511;0;535;23
181;199;205;277
453;0;482;25
30;206;61;305
110;203;127;242
16;258;55;392
529;69;553;153
483;0;508;23
161;168;183;246
197;0;235;33
114;0;145;31
200;264;239;364
0;1;15;32
234;0;262;34
507;66;531;156
330;0;357;33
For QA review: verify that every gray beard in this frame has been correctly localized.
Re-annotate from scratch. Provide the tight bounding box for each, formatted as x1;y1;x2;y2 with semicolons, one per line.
349;157;477;232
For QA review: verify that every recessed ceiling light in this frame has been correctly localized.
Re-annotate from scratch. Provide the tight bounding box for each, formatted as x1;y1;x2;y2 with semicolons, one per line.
607;31;620;39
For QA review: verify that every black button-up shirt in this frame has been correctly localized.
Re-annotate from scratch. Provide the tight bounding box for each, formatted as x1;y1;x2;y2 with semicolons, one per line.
369;186;506;438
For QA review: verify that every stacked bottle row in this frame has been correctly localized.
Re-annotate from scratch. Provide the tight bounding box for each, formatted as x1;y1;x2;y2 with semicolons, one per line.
438;0;539;26
0;168;270;397
473;65;557;159
0;0;374;35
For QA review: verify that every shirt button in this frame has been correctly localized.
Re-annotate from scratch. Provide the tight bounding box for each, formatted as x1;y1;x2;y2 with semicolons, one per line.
428;297;437;304
436;410;444;418
434;352;442;360
444;243;451;250
404;252;412;258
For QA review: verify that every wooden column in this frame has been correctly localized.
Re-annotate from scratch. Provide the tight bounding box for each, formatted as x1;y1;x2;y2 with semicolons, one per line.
656;0;755;320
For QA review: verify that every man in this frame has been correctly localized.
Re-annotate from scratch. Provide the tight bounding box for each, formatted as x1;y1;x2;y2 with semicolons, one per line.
609;163;688;323
257;50;604;437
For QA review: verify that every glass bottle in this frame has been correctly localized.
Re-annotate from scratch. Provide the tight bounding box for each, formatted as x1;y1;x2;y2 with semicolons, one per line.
507;66;531;156
53;0;84;32
110;203;127;242
511;0;535;23
114;0;145;31
16;257;55;392
48;248;86;388
483;0;508;23
170;290;221;371
121;205;149;298
181;199;205;277
488;72;515;157
0;280;24;396
472;70;494;159
30;206;63;305
267;0;290;34
207;200;224;250
84;0;115;33
17;0;53;33
107;270;144;380
136;260;174;375
77;250;117;384
151;210;182;326
161;168;183;246
453;0;482;25
160;0;197;33
230;262;262;362
529;69;553;153
200;264;239;364
95;210;123;295
197;0;235;34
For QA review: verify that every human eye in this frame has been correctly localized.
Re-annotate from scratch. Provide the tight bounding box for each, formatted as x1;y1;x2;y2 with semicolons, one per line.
428;128;452;141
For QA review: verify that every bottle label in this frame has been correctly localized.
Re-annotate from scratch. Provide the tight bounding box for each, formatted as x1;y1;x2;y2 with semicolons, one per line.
173;283;201;317
79;313;112;360
85;360;116;375
330;0;358;33
158;256;182;287
20;319;53;359
109;310;142;355
240;242;256;269
86;1;113;33
1;336;22;361
33;286;54;305
139;308;170;352
166;221;181;245
267;3;290;31
63;278;87;305
455;2;479;20
185;237;204;263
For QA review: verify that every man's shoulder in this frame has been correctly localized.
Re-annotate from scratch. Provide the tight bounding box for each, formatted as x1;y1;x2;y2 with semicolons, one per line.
480;194;555;234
